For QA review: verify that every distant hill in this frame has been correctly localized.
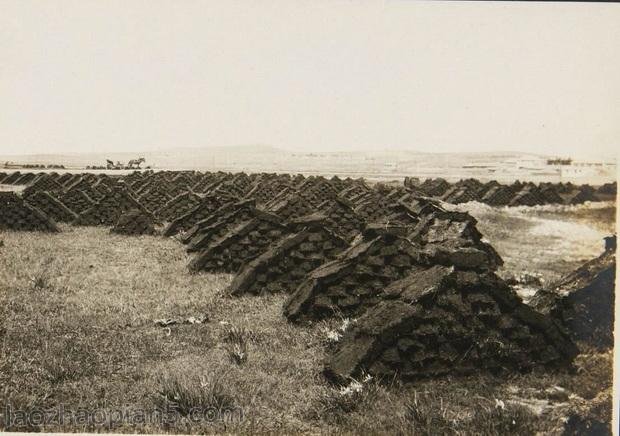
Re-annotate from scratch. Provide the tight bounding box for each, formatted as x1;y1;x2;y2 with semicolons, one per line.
0;144;285;170
0;146;539;172
0;146;615;184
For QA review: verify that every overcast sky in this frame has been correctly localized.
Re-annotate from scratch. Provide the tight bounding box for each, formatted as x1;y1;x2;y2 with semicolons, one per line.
1;1;618;158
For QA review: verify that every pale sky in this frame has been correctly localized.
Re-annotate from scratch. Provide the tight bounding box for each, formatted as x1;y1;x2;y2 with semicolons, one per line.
1;1;619;158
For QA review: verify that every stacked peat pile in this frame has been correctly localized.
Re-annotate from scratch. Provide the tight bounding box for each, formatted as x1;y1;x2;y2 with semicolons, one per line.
353;190;420;227
597;182;617;196
508;185;547;207
163;194;237;237
262;186;294;210
188;211;290;273
328;175;346;192
178;200;253;244
2;172;23;185
348;190;376;206
419;178;451;197
82;173;100;184
408;208;503;271
408;196;445;217
197;174;231;195
92;181;113;198
292;174;306;187
283;226;424;322
555;182;574;194
353;194;394;223
441;185;480;204
55;173;75;186
168;181;196;198
190;172;226;193
60;188;96;214
122;171;145;189
324;265;578;383
317;197;364;241
339;180;372;203
152;172;185;194
184;200;259;252
93;174;117;188
12;172;38;185
269;193;317;220
225;173;254;197
155;191;202;222
530;240;616;349
539;185;564;204
381;202;420;227
76;186;151;226
229;215;348;296
24;191;78;223
244;178;293;207
568;186;600;205
64;177;103;201
137;183;173;214
403;176;420;190
111;209;157;236
0;192;59;232
481;185;514;206
456;178;485;193
169;172;197;191
207;181;244;200
408;178;611;208
23;174;63;195
128;175;151;194
385;186;425;204
477;180;501;199
197;172;245;197
296;178;340;207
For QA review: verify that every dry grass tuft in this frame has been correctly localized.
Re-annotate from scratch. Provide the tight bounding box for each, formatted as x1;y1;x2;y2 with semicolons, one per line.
155;369;236;416
222;325;262;365
309;374;384;424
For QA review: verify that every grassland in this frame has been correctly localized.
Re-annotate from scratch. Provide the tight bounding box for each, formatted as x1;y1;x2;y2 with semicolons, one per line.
0;202;615;434
459;201;616;286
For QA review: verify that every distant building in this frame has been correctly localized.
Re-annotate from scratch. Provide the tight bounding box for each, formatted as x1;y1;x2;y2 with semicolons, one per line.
546;158;572;165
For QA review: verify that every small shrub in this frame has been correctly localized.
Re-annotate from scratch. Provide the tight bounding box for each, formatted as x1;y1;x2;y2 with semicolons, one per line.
224;326;253;365
225;325;259;343
29;272;50;291
227;341;247;365
28;258;55;292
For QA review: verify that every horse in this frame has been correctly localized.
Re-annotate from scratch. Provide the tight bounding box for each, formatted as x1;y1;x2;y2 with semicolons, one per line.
127;157;146;169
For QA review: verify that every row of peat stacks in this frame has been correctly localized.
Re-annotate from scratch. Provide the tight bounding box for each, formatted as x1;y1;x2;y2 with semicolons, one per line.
406;176;615;206
0;170;615;385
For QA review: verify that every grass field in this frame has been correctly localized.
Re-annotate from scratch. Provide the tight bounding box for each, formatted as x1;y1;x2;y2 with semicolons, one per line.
0;202;615;433
458;201;616;285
